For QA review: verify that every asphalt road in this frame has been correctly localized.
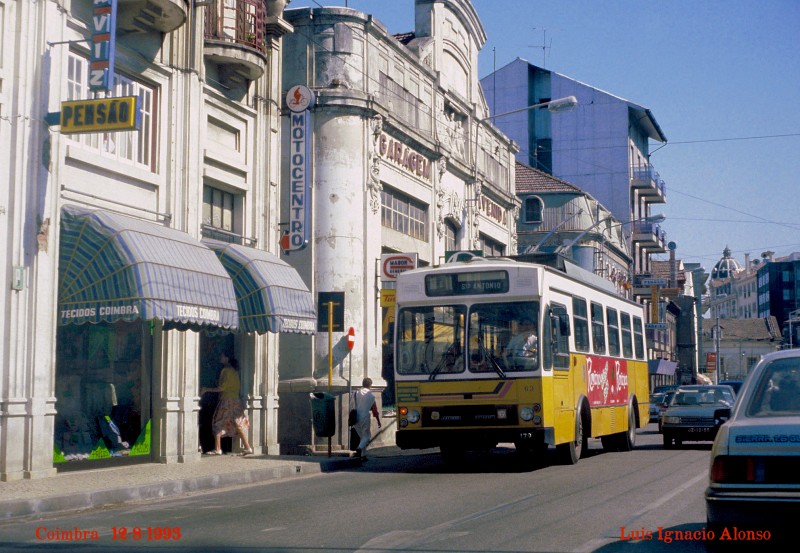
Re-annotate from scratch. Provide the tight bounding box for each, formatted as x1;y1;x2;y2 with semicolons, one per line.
0;424;778;552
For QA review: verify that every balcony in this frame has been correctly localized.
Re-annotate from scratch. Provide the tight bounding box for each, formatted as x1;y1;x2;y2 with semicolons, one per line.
204;0;272;83
117;0;188;34
632;221;667;253
631;165;667;204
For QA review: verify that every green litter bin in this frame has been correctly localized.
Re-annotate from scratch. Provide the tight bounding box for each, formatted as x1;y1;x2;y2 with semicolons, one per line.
310;392;335;437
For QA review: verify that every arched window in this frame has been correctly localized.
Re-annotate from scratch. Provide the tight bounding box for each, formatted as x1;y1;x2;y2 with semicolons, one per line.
524;197;543;223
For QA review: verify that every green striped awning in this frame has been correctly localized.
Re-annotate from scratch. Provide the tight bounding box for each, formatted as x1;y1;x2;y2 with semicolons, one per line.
204;240;316;334
59;205;238;331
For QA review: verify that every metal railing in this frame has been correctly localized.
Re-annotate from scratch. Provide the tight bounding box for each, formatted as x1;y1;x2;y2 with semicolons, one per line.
204;0;267;55
631;165;667;199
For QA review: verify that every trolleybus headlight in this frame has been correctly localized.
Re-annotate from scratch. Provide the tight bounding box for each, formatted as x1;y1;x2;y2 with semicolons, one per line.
399;406;409;416
533;415;542;425
407;410;420;424
399;419;409;428
532;403;542;413
520;407;534;421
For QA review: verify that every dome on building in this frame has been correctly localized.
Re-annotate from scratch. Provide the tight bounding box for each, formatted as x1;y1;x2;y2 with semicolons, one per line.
711;246;742;280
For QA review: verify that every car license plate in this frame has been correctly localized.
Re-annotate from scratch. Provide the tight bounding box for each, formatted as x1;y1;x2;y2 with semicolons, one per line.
687;427;711;433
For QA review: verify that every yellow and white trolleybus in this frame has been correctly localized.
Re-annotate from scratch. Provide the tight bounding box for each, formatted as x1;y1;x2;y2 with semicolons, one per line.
394;254;649;464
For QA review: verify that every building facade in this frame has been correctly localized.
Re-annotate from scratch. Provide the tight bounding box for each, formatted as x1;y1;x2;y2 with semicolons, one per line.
276;0;519;453
0;0;309;481
480;59;668;283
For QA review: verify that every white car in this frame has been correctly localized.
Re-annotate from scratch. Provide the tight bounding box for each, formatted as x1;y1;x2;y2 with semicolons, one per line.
705;349;800;541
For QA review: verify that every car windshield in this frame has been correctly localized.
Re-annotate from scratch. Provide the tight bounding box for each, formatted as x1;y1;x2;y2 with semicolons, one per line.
672;388;734;407
747;358;800;416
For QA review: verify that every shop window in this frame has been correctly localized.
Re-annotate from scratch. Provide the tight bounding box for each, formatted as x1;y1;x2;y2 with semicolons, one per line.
66;52;156;171
55;322;151;465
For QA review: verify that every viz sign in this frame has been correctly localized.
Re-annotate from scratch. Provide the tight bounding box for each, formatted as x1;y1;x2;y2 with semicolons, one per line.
381;253;418;282
60;96;140;134
285;85;314;251
585;356;629;407
90;0;118;91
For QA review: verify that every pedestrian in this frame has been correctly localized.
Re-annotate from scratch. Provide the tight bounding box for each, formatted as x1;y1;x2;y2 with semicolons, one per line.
351;377;381;460
200;353;253;456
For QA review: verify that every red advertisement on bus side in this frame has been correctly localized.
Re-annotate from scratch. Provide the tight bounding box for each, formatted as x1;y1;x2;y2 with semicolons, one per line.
585;356;629;406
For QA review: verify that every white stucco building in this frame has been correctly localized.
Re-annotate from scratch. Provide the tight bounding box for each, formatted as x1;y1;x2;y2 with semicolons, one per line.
276;0;519;453
0;0;307;481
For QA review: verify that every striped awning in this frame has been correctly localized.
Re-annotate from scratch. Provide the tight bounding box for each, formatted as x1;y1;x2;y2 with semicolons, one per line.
59;205;238;331
204;240;316;334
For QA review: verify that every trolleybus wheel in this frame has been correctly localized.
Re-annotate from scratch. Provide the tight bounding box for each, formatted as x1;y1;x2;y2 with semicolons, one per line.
557;408;587;465
618;403;637;451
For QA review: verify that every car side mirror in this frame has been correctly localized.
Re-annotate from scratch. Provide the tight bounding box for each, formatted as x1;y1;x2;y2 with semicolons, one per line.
714;407;731;426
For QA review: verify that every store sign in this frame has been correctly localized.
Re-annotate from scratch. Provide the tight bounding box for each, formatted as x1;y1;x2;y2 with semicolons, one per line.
59;96;141;134
90;0;118;91
585;356;629;407
706;352;717;373
378;133;432;182
286;85;314;251
380;289;396;308
381;253;418;282
478;195;507;225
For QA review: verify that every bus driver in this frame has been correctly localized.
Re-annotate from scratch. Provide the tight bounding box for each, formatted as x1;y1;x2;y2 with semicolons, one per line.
503;316;539;370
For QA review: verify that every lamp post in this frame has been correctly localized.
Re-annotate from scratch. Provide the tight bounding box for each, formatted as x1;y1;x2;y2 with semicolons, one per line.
468;96;578;250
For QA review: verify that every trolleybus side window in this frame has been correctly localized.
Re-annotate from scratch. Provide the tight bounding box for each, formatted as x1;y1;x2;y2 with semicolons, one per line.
607;308;621;357
591;302;606;355
620;312;634;358
551;303;570;369
396;305;466;375
572;297;590;352
633;316;645;359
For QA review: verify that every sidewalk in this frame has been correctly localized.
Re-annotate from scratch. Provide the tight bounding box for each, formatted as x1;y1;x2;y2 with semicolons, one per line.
0;450;363;522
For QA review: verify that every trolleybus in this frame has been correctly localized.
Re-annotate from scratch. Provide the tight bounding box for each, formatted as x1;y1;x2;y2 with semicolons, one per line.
393;253;649;464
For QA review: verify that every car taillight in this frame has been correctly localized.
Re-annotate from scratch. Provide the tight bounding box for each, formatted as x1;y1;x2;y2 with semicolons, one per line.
711;456;766;484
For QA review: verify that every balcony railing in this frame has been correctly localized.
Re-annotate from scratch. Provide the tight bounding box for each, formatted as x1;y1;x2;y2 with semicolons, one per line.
631;165;667;202
632;221;667;252
205;0;267;55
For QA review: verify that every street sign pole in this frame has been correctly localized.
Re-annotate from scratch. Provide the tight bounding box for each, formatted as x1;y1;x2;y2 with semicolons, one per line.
327;302;333;457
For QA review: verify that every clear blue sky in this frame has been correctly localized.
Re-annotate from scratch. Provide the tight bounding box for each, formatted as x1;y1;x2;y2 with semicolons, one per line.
288;0;800;270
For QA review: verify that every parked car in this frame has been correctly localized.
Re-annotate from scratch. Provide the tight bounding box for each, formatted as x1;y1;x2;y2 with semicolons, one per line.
653;384;679;395
649;392;665;423
705;350;800;539
661;385;735;447
718;379;744;396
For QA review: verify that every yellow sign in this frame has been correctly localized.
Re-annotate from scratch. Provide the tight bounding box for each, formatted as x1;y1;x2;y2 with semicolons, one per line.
380;289;396;308
650;285;659;322
60;96;140;134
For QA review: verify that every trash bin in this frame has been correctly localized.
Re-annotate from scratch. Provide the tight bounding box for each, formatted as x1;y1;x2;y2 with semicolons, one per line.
310;392;335;437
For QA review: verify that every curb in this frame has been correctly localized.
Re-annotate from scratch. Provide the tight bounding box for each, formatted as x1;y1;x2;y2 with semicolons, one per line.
1;457;360;522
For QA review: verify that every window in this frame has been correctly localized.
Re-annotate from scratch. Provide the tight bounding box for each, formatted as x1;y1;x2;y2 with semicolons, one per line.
620;312;633;358
479;234;505;257
66;52;156;171
379;72;431;135
524;197;542;223
572;297;590;352
591;302;606;355
381;188;428;241
607;308;620;356
633;316;645;359
444;221;458;253
202;186;241;243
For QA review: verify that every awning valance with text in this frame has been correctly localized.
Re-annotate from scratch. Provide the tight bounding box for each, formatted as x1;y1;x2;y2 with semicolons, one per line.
204;240;316;334
58;205;238;332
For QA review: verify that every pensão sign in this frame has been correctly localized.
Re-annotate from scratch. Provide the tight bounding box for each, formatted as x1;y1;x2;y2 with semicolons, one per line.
59;96;141;134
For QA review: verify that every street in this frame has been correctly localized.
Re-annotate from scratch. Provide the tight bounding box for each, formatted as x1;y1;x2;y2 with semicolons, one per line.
0;424;771;552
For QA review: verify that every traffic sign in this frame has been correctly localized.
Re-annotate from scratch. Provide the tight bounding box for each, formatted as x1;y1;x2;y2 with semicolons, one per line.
347;327;355;351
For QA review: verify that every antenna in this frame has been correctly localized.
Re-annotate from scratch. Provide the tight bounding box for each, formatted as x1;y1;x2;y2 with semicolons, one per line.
528;28;552;68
